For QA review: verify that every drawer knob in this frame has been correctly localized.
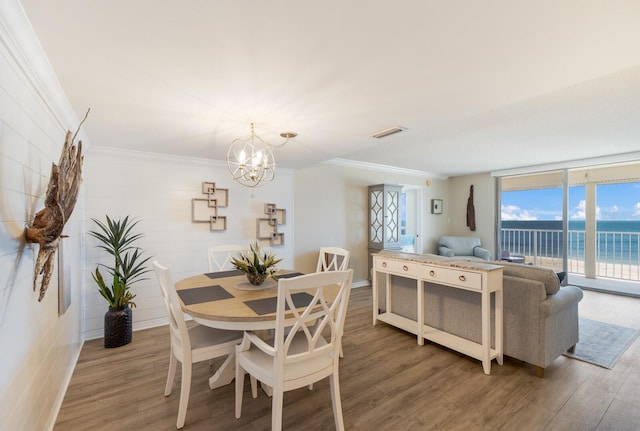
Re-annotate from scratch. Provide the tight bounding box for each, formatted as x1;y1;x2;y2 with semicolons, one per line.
429;270;435;277
459;275;466;282
403;265;408;271
382;262;387;268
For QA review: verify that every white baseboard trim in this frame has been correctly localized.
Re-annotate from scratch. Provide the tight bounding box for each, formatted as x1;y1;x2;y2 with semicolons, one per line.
83;316;169;341
45;340;84;431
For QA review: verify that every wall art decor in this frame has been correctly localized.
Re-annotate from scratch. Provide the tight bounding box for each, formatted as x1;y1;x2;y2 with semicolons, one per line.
431;198;443;214
466;185;476;231
256;203;286;246
192;181;228;231
25;110;87;302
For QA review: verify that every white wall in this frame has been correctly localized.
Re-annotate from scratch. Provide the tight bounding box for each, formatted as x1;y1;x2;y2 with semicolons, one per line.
0;1;86;430
448;172;497;255
293;162;449;284
82;147;294;339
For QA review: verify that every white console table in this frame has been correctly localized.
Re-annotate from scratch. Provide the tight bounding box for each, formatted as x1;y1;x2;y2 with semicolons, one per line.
372;251;504;374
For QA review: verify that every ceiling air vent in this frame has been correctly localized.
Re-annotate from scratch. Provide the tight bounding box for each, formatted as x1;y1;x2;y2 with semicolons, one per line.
371;126;405;139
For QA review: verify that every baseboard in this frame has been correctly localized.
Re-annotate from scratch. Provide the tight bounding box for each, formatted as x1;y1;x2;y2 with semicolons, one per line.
45;340;84;431
352;280;371;289
83;316;169;341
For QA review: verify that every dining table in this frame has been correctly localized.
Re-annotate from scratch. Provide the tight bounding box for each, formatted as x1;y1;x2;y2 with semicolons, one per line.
174;269;339;390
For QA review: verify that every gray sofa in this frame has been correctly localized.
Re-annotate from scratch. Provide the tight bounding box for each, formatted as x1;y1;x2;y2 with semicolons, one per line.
378;260;583;377
438;236;492;260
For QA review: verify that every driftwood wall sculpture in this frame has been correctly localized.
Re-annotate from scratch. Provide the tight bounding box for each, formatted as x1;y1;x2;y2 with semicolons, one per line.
26;113;86;301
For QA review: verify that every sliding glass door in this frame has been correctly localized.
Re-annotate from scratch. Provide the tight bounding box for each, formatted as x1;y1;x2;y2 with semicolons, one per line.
498;171;569;275
497;163;640;290
594;182;640;282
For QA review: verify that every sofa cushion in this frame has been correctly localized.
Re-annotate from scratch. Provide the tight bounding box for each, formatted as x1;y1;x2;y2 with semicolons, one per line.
498;262;560;295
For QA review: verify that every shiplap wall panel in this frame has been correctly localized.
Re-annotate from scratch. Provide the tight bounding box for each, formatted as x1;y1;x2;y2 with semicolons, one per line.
0;189;32;246
0;2;85;430
82;147;294;339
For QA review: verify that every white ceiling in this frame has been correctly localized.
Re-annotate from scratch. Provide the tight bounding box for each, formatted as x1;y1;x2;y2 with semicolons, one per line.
20;0;640;177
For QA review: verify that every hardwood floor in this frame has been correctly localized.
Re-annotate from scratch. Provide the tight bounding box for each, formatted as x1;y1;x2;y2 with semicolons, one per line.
54;288;640;431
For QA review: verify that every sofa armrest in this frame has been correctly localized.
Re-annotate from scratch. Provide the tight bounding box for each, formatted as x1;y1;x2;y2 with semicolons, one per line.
539;285;584;317
473;246;492;260
439;246;454;257
504;275;547;304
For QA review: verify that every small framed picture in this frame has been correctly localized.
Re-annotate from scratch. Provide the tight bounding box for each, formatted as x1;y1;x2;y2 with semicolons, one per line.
431;199;443;214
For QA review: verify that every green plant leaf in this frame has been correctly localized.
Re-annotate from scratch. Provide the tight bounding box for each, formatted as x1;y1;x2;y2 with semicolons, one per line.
230;241;280;278
89;215;150;309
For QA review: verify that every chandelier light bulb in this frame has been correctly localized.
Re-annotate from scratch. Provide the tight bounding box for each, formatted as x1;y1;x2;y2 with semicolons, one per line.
253;150;262;167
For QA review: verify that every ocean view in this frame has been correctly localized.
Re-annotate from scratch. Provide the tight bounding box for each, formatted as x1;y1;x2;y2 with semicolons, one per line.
501;220;640;263
502;220;640;232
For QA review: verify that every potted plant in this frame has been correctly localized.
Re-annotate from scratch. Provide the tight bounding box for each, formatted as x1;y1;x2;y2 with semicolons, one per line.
230;241;282;285
89;215;151;348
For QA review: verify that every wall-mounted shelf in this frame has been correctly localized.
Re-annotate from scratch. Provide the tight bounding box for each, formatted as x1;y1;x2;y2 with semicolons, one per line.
257;203;285;245
192;182;228;231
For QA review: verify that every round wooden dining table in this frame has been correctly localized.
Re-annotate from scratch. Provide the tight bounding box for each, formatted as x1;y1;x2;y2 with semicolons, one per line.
174;269;339;389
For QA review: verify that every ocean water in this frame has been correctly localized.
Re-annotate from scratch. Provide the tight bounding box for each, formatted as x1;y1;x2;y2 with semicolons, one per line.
501;220;640;262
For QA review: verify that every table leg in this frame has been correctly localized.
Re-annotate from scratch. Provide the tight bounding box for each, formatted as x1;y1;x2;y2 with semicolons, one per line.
417;279;424;346
481;290;491;375
372;270;378;326
208;353;235;390
208;352;273;397
496;289;504;365
261;382;273;397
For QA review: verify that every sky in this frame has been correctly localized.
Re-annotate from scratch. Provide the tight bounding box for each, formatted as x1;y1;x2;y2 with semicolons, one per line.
501;182;640;221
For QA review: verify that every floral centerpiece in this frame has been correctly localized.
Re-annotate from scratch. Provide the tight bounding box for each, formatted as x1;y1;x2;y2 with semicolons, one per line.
230;242;282;285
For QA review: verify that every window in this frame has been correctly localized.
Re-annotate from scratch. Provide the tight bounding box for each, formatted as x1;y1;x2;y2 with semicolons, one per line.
497;163;640;291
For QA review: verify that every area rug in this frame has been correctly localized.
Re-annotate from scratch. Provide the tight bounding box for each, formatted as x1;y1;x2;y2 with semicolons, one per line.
563;317;640;369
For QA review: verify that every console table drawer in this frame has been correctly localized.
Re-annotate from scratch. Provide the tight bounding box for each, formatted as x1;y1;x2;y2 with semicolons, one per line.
420;265;482;290
445;269;482;291
375;258;418;277
420;265;447;282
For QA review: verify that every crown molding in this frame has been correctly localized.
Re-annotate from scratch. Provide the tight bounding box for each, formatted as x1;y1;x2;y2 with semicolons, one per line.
324;158;448;179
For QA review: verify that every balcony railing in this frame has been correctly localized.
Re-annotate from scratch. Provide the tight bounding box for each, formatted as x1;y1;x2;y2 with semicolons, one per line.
500;228;640;282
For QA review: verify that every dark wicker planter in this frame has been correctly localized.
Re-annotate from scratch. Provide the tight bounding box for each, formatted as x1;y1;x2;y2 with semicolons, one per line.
246;272;267;286
104;306;132;348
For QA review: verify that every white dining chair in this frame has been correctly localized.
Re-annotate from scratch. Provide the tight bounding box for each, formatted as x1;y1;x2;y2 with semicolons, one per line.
235;269;353;431
316;247;350;358
316;247;351;272
207;244;248;272
153;261;243;429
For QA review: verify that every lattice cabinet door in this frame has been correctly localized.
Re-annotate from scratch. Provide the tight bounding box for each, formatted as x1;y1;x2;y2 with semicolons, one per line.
368;184;402;251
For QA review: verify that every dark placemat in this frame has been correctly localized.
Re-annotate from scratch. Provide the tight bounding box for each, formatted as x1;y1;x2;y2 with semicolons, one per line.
244;292;313;316
177;285;234;305
274;272;304;280
204;269;244;279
